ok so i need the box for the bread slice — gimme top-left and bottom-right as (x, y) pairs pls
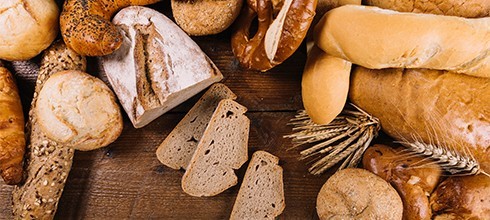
(230, 151), (285, 220)
(181, 99), (249, 197)
(156, 83), (237, 170)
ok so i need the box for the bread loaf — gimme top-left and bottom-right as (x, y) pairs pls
(36, 70), (123, 151)
(182, 99), (249, 197)
(100, 6), (223, 128)
(316, 168), (403, 219)
(0, 66), (25, 185)
(156, 83), (237, 170)
(314, 5), (490, 78)
(230, 151), (285, 220)
(349, 67), (490, 173)
(0, 0), (58, 61)
(12, 41), (86, 219)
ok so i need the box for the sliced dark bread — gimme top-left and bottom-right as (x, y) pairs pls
(156, 83), (236, 170)
(230, 151), (285, 220)
(181, 99), (249, 197)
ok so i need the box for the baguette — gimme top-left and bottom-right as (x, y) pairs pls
(314, 5), (490, 78)
(156, 83), (237, 170)
(0, 66), (25, 185)
(349, 67), (490, 173)
(182, 99), (249, 197)
(12, 41), (86, 219)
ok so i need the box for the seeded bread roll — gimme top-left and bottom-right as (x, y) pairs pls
(35, 70), (123, 151)
(316, 168), (403, 219)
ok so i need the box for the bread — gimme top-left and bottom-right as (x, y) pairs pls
(60, 0), (160, 56)
(316, 168), (403, 219)
(230, 151), (285, 220)
(430, 175), (490, 219)
(182, 99), (249, 197)
(171, 0), (242, 36)
(314, 5), (490, 78)
(35, 70), (123, 151)
(100, 6), (223, 128)
(364, 0), (490, 18)
(363, 144), (442, 220)
(156, 83), (237, 170)
(12, 41), (86, 219)
(0, 0), (58, 61)
(0, 66), (25, 185)
(349, 67), (490, 173)
(302, 46), (351, 125)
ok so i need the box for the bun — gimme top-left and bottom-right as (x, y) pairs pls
(0, 0), (58, 61)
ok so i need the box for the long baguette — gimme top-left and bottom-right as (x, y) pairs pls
(12, 41), (86, 219)
(314, 5), (490, 78)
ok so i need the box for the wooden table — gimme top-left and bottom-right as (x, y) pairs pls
(0, 2), (333, 219)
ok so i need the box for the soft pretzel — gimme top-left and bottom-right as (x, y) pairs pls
(231, 0), (317, 71)
(60, 0), (160, 56)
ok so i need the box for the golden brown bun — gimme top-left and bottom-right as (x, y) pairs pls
(350, 67), (490, 173)
(171, 0), (242, 36)
(0, 0), (58, 61)
(365, 0), (490, 18)
(363, 144), (442, 220)
(314, 5), (490, 78)
(35, 70), (123, 151)
(430, 175), (490, 219)
(317, 168), (403, 219)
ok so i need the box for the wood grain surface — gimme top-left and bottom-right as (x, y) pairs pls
(0, 2), (333, 219)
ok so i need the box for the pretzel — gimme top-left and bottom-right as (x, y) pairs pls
(231, 0), (317, 71)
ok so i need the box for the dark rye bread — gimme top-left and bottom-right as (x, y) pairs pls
(156, 83), (237, 170)
(230, 151), (285, 220)
(182, 99), (249, 197)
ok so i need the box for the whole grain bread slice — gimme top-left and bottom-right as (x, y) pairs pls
(156, 83), (237, 170)
(181, 99), (249, 197)
(230, 151), (285, 220)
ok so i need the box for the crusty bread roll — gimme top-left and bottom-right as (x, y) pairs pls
(365, 0), (490, 18)
(314, 5), (490, 78)
(36, 70), (123, 151)
(316, 168), (403, 219)
(0, 0), (59, 61)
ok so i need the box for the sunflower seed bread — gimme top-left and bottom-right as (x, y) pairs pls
(156, 83), (237, 170)
(230, 151), (285, 220)
(181, 99), (249, 197)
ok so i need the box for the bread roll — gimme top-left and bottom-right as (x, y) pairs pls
(0, 0), (58, 61)
(36, 70), (123, 151)
(365, 0), (490, 18)
(314, 5), (490, 78)
(316, 168), (403, 219)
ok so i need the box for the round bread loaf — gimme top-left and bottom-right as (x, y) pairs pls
(317, 168), (403, 220)
(35, 70), (123, 151)
(0, 0), (59, 61)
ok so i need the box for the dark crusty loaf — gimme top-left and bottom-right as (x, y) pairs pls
(230, 151), (285, 220)
(12, 41), (86, 219)
(156, 83), (237, 170)
(182, 99), (249, 197)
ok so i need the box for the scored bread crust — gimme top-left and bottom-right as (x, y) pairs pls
(230, 151), (285, 220)
(182, 99), (249, 197)
(156, 83), (237, 170)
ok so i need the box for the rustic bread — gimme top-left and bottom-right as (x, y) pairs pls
(316, 168), (403, 220)
(35, 70), (123, 151)
(314, 5), (490, 78)
(156, 83), (237, 170)
(230, 151), (285, 220)
(0, 0), (59, 61)
(171, 0), (242, 36)
(100, 6), (223, 128)
(182, 99), (249, 197)
(12, 41), (86, 219)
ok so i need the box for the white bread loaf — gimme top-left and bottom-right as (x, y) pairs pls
(314, 5), (490, 78)
(100, 6), (223, 128)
